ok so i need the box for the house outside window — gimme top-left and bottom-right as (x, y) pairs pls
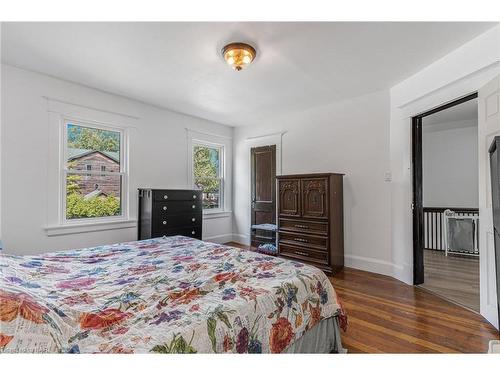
(63, 122), (126, 221)
(192, 143), (224, 211)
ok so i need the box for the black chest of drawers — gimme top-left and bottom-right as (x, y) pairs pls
(138, 189), (203, 240)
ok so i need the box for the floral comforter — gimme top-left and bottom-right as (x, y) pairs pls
(0, 236), (346, 353)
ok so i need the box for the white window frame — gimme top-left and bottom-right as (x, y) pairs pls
(191, 140), (225, 213)
(60, 118), (129, 225)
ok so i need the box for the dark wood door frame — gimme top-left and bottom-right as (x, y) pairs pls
(412, 115), (424, 285)
(411, 92), (478, 285)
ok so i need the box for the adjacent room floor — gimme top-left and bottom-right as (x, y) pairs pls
(224, 242), (497, 353)
(419, 249), (479, 312)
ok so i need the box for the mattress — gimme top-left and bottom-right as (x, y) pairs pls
(0, 236), (346, 353)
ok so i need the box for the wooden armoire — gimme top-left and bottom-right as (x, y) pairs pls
(276, 173), (344, 275)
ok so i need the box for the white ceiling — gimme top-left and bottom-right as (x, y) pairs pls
(423, 98), (478, 132)
(1, 22), (496, 127)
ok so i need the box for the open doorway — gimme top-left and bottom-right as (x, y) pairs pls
(412, 93), (480, 312)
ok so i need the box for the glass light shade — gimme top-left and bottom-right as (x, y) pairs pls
(222, 43), (256, 71)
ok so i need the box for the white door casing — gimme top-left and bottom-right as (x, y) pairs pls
(478, 75), (500, 329)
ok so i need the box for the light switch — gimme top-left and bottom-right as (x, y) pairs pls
(384, 171), (392, 182)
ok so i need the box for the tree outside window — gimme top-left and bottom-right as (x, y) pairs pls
(193, 144), (223, 210)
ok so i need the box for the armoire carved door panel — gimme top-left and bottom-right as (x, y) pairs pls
(278, 179), (300, 217)
(301, 178), (328, 219)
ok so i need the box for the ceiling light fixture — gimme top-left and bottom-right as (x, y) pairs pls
(222, 42), (256, 71)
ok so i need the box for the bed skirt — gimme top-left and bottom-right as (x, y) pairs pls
(284, 316), (346, 354)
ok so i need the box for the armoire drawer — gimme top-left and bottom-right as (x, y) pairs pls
(278, 231), (328, 250)
(278, 243), (329, 265)
(153, 190), (202, 202)
(278, 218), (328, 236)
(153, 212), (202, 230)
(153, 201), (201, 215)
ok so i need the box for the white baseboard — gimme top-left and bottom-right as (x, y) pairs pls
(393, 263), (413, 285)
(481, 301), (499, 330)
(203, 233), (234, 244)
(344, 254), (400, 279)
(232, 233), (250, 245)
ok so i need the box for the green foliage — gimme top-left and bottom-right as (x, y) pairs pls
(66, 193), (120, 219)
(193, 146), (219, 194)
(66, 175), (82, 195)
(68, 124), (120, 153)
(194, 146), (218, 178)
(66, 162), (82, 195)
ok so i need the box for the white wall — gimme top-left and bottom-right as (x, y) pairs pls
(423, 123), (478, 208)
(1, 64), (233, 255)
(0, 26), (2, 246)
(389, 24), (500, 328)
(233, 90), (395, 276)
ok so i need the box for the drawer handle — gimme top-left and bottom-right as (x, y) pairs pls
(192, 218), (196, 222)
(193, 195), (197, 199)
(163, 206), (167, 211)
(163, 195), (168, 199)
(294, 224), (309, 229)
(293, 238), (309, 243)
(162, 221), (167, 225)
(192, 230), (196, 235)
(295, 251), (308, 256)
(192, 204), (196, 209)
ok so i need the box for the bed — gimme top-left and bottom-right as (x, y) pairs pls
(0, 236), (347, 353)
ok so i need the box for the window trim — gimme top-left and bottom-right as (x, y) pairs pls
(60, 117), (129, 225)
(191, 140), (225, 213)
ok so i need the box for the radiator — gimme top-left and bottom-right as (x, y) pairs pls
(444, 209), (479, 256)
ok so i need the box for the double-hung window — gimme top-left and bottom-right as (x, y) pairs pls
(63, 121), (126, 222)
(192, 142), (224, 211)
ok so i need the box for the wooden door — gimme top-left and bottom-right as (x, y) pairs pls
(301, 178), (328, 219)
(251, 145), (276, 247)
(478, 76), (500, 329)
(278, 179), (300, 217)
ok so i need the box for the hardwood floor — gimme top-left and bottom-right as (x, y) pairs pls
(224, 242), (498, 353)
(332, 268), (496, 353)
(225, 242), (256, 251)
(420, 249), (479, 312)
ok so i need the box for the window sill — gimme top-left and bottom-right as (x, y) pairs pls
(45, 219), (137, 237)
(203, 211), (232, 220)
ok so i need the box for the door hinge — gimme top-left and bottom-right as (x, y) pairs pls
(411, 203), (415, 210)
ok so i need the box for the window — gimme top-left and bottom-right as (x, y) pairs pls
(63, 122), (126, 221)
(192, 143), (223, 210)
